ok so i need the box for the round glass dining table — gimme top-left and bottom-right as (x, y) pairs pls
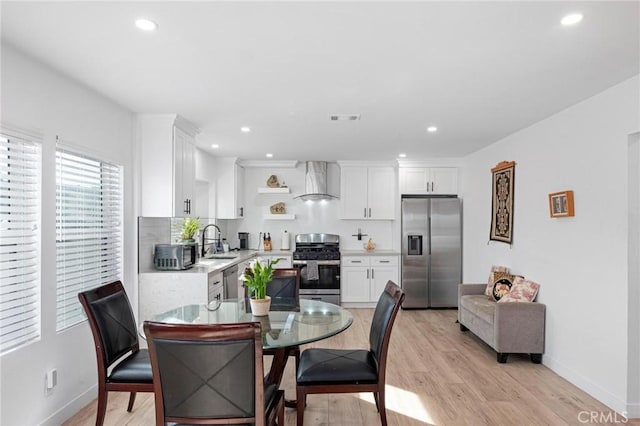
(146, 298), (353, 349)
(144, 297), (353, 402)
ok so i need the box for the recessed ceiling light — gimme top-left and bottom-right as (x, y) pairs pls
(561, 13), (583, 26)
(427, 126), (438, 133)
(398, 153), (407, 158)
(240, 126), (251, 133)
(135, 18), (157, 31)
(266, 153), (273, 158)
(329, 114), (361, 121)
(211, 144), (219, 149)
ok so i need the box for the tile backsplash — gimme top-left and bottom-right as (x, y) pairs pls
(138, 216), (218, 273)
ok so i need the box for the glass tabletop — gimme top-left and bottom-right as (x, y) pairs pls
(146, 298), (353, 349)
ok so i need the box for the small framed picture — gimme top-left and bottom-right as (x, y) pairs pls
(548, 190), (575, 218)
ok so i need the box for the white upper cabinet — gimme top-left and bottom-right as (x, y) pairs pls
(399, 167), (458, 195)
(138, 114), (199, 217)
(216, 157), (245, 219)
(340, 165), (395, 220)
(173, 126), (196, 216)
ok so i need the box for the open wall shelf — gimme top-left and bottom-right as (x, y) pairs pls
(257, 187), (290, 194)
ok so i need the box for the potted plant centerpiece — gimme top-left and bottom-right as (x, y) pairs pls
(241, 258), (280, 316)
(178, 217), (200, 243)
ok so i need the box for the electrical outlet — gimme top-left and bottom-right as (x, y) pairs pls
(45, 369), (57, 394)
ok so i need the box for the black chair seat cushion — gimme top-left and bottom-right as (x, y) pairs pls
(297, 348), (378, 385)
(108, 349), (153, 383)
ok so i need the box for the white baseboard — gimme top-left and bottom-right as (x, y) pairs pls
(626, 402), (640, 419)
(543, 355), (628, 416)
(40, 385), (97, 426)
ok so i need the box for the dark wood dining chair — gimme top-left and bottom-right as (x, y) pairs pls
(78, 281), (154, 426)
(263, 267), (302, 367)
(295, 280), (405, 426)
(143, 321), (285, 426)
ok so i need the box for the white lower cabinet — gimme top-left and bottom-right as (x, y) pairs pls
(341, 255), (399, 304)
(208, 271), (223, 305)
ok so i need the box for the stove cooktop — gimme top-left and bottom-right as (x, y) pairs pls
(293, 247), (340, 261)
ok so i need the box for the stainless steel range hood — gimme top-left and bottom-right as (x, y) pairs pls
(294, 161), (338, 201)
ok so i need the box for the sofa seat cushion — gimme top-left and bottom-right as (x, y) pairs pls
(460, 295), (496, 324)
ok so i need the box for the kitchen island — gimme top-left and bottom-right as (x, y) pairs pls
(138, 250), (293, 331)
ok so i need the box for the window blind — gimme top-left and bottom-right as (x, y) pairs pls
(0, 133), (41, 354)
(56, 147), (122, 331)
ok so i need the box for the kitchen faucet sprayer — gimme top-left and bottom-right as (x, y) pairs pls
(201, 224), (222, 257)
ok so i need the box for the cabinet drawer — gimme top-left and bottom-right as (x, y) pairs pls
(342, 256), (370, 266)
(371, 256), (398, 266)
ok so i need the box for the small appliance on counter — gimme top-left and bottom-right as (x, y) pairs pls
(238, 232), (249, 250)
(281, 230), (290, 250)
(154, 243), (196, 270)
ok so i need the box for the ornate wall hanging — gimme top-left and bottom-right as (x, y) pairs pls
(489, 161), (516, 244)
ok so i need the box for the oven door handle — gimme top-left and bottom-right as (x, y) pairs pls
(293, 260), (341, 265)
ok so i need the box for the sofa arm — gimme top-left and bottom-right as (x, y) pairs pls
(458, 283), (486, 297)
(494, 302), (546, 353)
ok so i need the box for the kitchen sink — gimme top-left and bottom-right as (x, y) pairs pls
(204, 254), (238, 260)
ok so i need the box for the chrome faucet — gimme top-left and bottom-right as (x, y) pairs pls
(201, 224), (222, 257)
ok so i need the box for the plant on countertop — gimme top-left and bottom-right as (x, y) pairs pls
(178, 217), (201, 241)
(241, 258), (281, 299)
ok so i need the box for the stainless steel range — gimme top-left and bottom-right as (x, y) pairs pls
(292, 233), (341, 305)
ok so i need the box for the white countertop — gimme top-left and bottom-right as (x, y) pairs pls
(141, 249), (295, 275)
(256, 250), (294, 256)
(341, 249), (400, 257)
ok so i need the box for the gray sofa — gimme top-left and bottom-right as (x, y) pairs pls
(458, 283), (546, 363)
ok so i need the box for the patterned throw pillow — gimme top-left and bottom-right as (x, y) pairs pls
(491, 272), (517, 301)
(498, 278), (540, 303)
(484, 265), (510, 297)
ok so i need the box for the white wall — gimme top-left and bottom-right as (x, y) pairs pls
(223, 163), (398, 251)
(628, 132), (640, 417)
(461, 76), (640, 415)
(0, 44), (136, 425)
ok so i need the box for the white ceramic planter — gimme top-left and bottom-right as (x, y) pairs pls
(250, 296), (271, 316)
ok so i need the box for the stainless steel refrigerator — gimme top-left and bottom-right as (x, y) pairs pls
(401, 196), (462, 308)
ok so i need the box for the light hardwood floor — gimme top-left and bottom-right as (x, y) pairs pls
(65, 308), (636, 426)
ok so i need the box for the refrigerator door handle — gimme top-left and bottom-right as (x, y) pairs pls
(366, 269), (369, 279)
(428, 217), (432, 255)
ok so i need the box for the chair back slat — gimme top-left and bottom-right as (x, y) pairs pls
(144, 321), (266, 426)
(369, 281), (405, 370)
(268, 268), (300, 311)
(78, 281), (139, 367)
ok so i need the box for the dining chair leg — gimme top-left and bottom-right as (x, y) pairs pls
(373, 391), (380, 411)
(296, 387), (306, 425)
(277, 398), (285, 425)
(127, 392), (137, 411)
(378, 387), (387, 426)
(95, 388), (108, 426)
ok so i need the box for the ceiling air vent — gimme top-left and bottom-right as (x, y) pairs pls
(329, 114), (361, 121)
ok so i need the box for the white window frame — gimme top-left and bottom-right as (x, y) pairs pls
(55, 143), (123, 332)
(0, 129), (42, 355)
